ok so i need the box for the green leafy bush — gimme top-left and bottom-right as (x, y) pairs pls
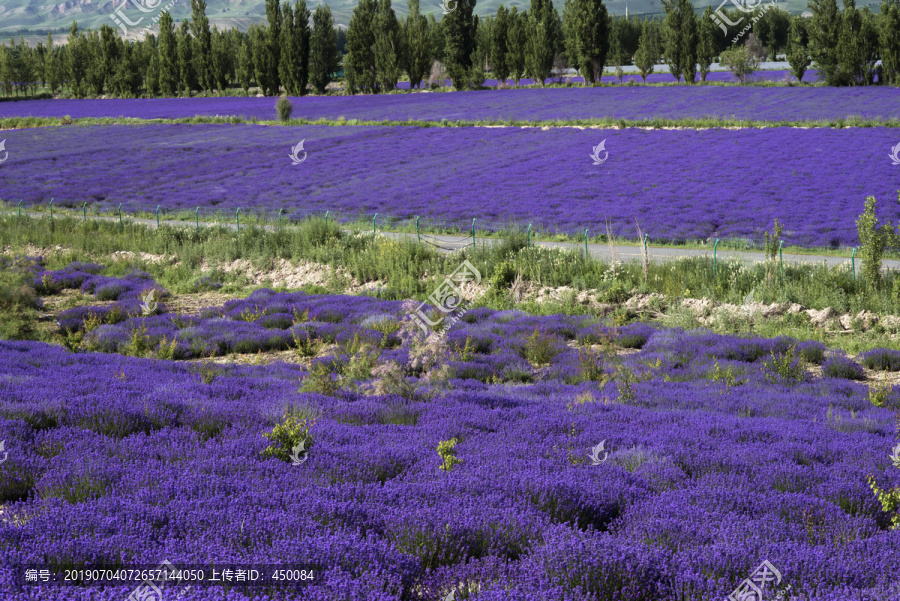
(437, 438), (462, 472)
(261, 411), (314, 463)
(275, 96), (294, 123)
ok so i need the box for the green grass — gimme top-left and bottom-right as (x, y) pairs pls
(5, 212), (900, 355)
(3, 112), (900, 134)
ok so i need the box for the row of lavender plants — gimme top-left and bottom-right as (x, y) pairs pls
(3, 124), (898, 247)
(1, 293), (899, 599)
(6, 81), (899, 124)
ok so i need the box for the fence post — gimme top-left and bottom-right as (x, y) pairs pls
(17, 200), (22, 218)
(851, 247), (856, 280)
(373, 213), (378, 236)
(713, 238), (719, 275)
(236, 207), (241, 232)
(471, 218), (476, 249)
(117, 203), (123, 233)
(156, 205), (161, 228)
(778, 240), (784, 282)
(325, 210), (329, 226)
(643, 234), (648, 256)
(82, 202), (87, 222)
(195, 207), (200, 233)
(50, 198), (54, 220)
(278, 208), (283, 229)
(584, 228), (589, 260)
(527, 223), (532, 247)
(416, 216), (420, 243)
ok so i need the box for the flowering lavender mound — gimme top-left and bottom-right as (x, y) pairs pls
(35, 264), (170, 331)
(3, 124), (897, 247)
(858, 348), (900, 372)
(8, 79), (900, 125)
(0, 312), (898, 600)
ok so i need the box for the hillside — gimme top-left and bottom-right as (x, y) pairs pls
(1, 0), (830, 43)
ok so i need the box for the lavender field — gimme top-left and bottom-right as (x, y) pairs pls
(2, 283), (900, 600)
(2, 123), (897, 246)
(2, 83), (897, 124)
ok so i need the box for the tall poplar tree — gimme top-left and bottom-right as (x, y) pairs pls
(310, 4), (339, 93)
(881, 0), (900, 84)
(808, 0), (841, 84)
(345, 0), (377, 93)
(158, 12), (178, 96)
(443, 0), (478, 89)
(490, 4), (510, 86)
(191, 0), (212, 91)
(374, 0), (403, 91)
(403, 0), (431, 89)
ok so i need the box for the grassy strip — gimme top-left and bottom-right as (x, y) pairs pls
(4, 213), (900, 355)
(2, 212), (898, 313)
(3, 113), (900, 132)
(1, 203), (881, 260)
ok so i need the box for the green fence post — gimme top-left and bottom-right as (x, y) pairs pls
(471, 218), (476, 249)
(778, 240), (784, 283)
(851, 247), (856, 280)
(713, 239), (719, 276)
(278, 208), (283, 229)
(236, 207), (241, 232)
(49, 198), (54, 220)
(373, 213), (378, 236)
(195, 207), (200, 233)
(527, 223), (532, 247)
(325, 210), (329, 226)
(17, 200), (22, 218)
(416, 216), (421, 243)
(643, 234), (648, 256)
(584, 228), (589, 260)
(82, 202), (87, 222)
(156, 205), (161, 228)
(117, 203), (123, 233)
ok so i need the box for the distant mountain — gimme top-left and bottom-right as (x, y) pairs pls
(1, 0), (841, 44)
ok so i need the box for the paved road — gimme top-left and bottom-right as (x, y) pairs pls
(8, 209), (896, 273)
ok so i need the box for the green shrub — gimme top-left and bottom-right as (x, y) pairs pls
(261, 411), (314, 463)
(275, 96), (294, 123)
(437, 438), (462, 472)
(521, 328), (563, 364)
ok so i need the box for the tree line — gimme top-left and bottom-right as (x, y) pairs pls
(1, 0), (898, 99)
